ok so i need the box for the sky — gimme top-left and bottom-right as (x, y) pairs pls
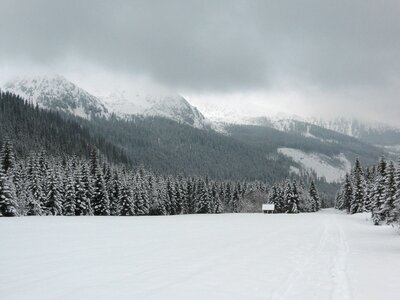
(1, 0), (400, 125)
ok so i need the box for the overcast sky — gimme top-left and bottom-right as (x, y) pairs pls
(1, 0), (400, 125)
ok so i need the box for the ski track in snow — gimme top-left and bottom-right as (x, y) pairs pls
(1, 210), (400, 300)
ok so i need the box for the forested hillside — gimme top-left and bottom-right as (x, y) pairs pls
(336, 156), (400, 226)
(1, 90), (293, 182)
(228, 122), (385, 166)
(0, 141), (323, 217)
(0, 90), (346, 201)
(0, 91), (129, 164)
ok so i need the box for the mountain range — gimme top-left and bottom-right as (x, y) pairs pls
(1, 74), (396, 189)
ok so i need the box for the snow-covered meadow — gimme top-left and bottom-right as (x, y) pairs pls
(1, 210), (400, 300)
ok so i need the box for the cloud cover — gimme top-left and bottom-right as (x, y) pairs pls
(1, 0), (400, 124)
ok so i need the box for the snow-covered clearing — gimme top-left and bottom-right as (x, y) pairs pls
(278, 147), (351, 183)
(1, 210), (400, 300)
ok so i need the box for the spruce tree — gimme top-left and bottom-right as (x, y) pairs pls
(120, 185), (135, 216)
(383, 161), (396, 223)
(372, 157), (387, 224)
(268, 185), (280, 213)
(0, 141), (16, 174)
(166, 177), (177, 215)
(309, 180), (320, 212)
(25, 190), (43, 216)
(45, 172), (63, 216)
(0, 167), (19, 216)
(391, 158), (400, 223)
(231, 186), (241, 213)
(75, 165), (92, 216)
(92, 168), (110, 216)
(63, 175), (76, 216)
(134, 173), (150, 215)
(211, 183), (223, 213)
(196, 180), (211, 214)
(289, 181), (300, 214)
(149, 185), (167, 215)
(109, 171), (121, 216)
(350, 159), (364, 214)
(341, 174), (353, 213)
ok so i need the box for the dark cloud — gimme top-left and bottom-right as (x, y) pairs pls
(1, 0), (400, 123)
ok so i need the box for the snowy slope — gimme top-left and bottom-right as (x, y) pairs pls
(102, 90), (207, 129)
(278, 148), (351, 183)
(192, 102), (253, 125)
(2, 74), (206, 128)
(308, 117), (400, 147)
(2, 75), (109, 119)
(1, 210), (399, 300)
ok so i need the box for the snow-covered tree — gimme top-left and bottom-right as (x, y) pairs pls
(341, 174), (353, 213)
(0, 167), (19, 216)
(75, 165), (92, 216)
(350, 159), (364, 214)
(119, 185), (135, 216)
(0, 141), (16, 174)
(45, 172), (63, 216)
(211, 182), (223, 213)
(391, 158), (400, 224)
(63, 174), (76, 216)
(92, 168), (110, 216)
(382, 161), (396, 223)
(196, 180), (211, 214)
(109, 171), (121, 216)
(309, 180), (321, 212)
(289, 180), (300, 214)
(231, 185), (241, 213)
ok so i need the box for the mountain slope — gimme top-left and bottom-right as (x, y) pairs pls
(3, 75), (109, 119)
(102, 90), (207, 128)
(308, 117), (400, 149)
(2, 74), (207, 128)
(226, 122), (385, 183)
(0, 91), (129, 163)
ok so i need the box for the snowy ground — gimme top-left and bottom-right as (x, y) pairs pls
(278, 147), (351, 183)
(1, 210), (400, 300)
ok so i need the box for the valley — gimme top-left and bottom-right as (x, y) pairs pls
(1, 210), (399, 299)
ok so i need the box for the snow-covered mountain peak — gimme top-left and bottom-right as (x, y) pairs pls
(2, 74), (108, 119)
(102, 90), (207, 129)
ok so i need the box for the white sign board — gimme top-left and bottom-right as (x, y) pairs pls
(262, 204), (275, 211)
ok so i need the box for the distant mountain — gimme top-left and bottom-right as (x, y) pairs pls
(2, 74), (207, 129)
(1, 73), (391, 187)
(225, 121), (385, 183)
(307, 117), (400, 151)
(2, 75), (109, 119)
(101, 90), (207, 129)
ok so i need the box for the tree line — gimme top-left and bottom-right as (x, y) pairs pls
(336, 156), (400, 225)
(0, 141), (322, 217)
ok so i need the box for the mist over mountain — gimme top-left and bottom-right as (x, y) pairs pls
(1, 73), (390, 191)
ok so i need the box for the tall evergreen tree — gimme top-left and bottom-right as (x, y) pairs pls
(119, 185), (135, 216)
(196, 180), (211, 214)
(0, 141), (16, 174)
(109, 171), (121, 216)
(341, 174), (353, 213)
(75, 165), (93, 216)
(231, 186), (241, 213)
(391, 158), (400, 224)
(92, 168), (110, 216)
(309, 180), (321, 212)
(45, 172), (63, 216)
(351, 159), (364, 214)
(0, 167), (19, 216)
(382, 161), (396, 223)
(63, 174), (76, 216)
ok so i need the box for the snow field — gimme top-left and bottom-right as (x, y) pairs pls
(1, 210), (400, 299)
(278, 147), (351, 183)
